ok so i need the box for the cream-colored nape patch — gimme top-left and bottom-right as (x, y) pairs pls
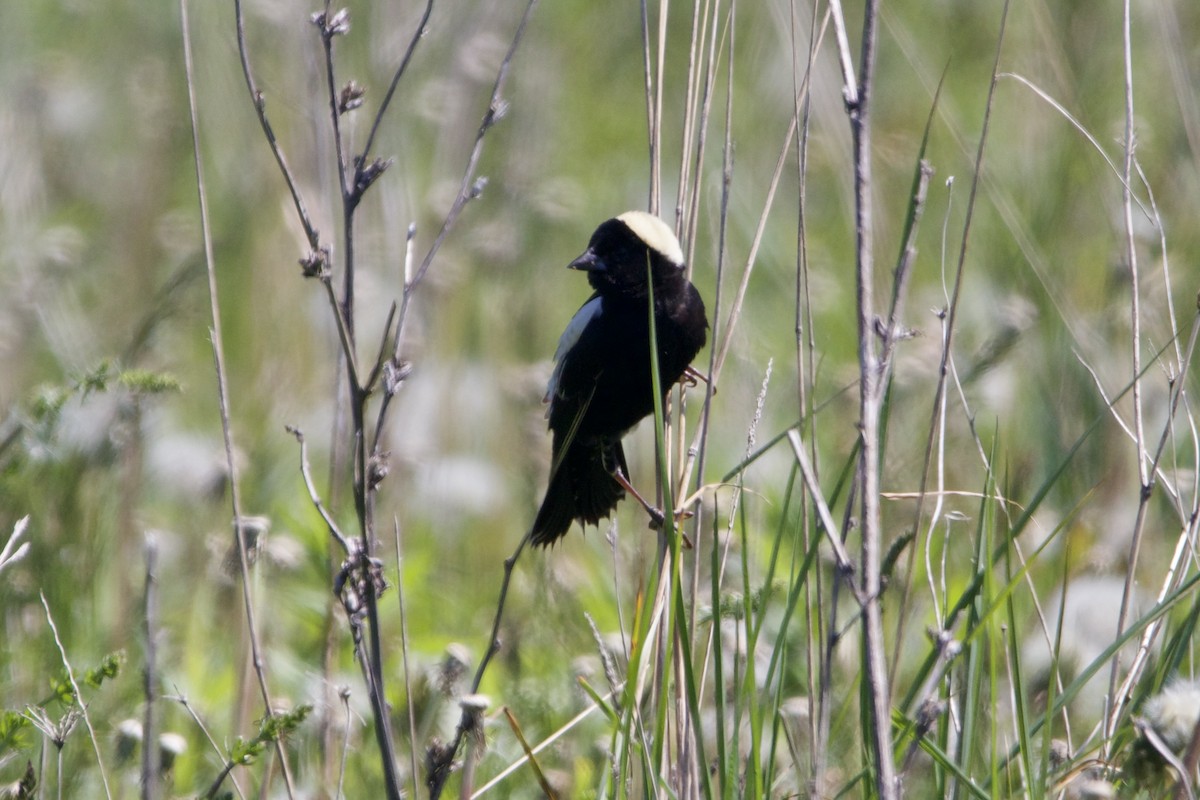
(617, 210), (684, 267)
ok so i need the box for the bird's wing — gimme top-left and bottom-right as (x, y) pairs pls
(544, 293), (603, 408)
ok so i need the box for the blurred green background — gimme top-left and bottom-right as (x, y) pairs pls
(2, 0), (1199, 795)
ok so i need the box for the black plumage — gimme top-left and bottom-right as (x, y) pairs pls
(531, 211), (709, 547)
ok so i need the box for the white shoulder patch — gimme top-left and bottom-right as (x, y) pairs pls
(617, 211), (684, 266)
(544, 295), (603, 406)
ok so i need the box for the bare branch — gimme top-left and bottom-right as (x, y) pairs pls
(411, 0), (539, 292)
(232, 0), (321, 251)
(286, 426), (354, 554)
(141, 535), (160, 800)
(184, 0), (297, 793)
(359, 0), (436, 165)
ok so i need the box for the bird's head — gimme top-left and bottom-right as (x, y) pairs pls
(569, 211), (686, 296)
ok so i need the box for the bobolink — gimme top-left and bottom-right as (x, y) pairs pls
(532, 211), (709, 547)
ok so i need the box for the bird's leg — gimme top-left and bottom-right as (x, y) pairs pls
(611, 468), (694, 547)
(611, 468), (662, 525)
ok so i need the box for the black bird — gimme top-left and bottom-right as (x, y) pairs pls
(532, 211), (709, 547)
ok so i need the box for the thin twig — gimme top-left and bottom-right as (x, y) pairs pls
(359, 0), (436, 166)
(394, 519), (422, 800)
(182, 0), (296, 793)
(286, 426), (353, 554)
(998, 74), (1152, 221)
(501, 708), (558, 799)
(40, 593), (113, 800)
(321, 276), (363, 392)
(427, 534), (530, 799)
(786, 430), (855, 577)
(141, 535), (160, 800)
(794, 3), (825, 790)
(1106, 0), (1149, 747)
(827, 0), (858, 108)
(411, 0), (539, 295)
(846, 0), (896, 792)
(167, 689), (247, 800)
(877, 160), (932, 384)
(469, 687), (618, 798)
(710, 106), (800, 384)
(314, 7), (357, 352)
(312, 9), (401, 770)
(1103, 314), (1200, 735)
(337, 687), (353, 800)
(1134, 718), (1198, 800)
(683, 0), (738, 637)
(231, 0), (320, 251)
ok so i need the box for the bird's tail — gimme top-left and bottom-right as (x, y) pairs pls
(531, 439), (627, 547)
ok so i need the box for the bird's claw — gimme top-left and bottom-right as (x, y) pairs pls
(647, 507), (696, 547)
(680, 365), (710, 389)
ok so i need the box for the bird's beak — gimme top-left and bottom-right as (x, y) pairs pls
(568, 248), (605, 272)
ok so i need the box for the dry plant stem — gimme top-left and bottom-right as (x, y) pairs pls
(882, 160), (934, 685)
(827, 0), (858, 106)
(690, 12), (735, 707)
(1074, 332), (1200, 516)
(792, 6), (823, 785)
(399, 0), (537, 310)
(40, 593), (113, 800)
(321, 278), (363, 391)
(168, 690), (246, 799)
(998, 74), (1151, 215)
(263, 0), (532, 791)
(1105, 314), (1200, 732)
(314, 17), (373, 661)
(1106, 0), (1149, 746)
(899, 631), (960, 778)
(1180, 711), (1200, 800)
(679, 4), (832, 516)
(372, 11), (532, 796)
(375, 0), (537, 459)
(878, 162), (931, 384)
(359, 0), (435, 165)
(427, 534), (530, 799)
(381, 14), (536, 787)
(673, 0), (707, 246)
(142, 536), (160, 800)
(901, 0), (1007, 703)
(182, 1), (296, 793)
(472, 535), (527, 689)
(232, 0), (320, 251)
(682, 0), (736, 637)
(393, 519), (422, 800)
(358, 555), (401, 799)
(1133, 719), (1198, 800)
(638, 0), (667, 214)
(845, 0), (896, 793)
(315, 17), (362, 408)
(710, 108), (800, 383)
(337, 690), (353, 800)
(501, 709), (558, 799)
(1137, 168), (1186, 395)
(469, 687), (619, 798)
(787, 430), (856, 578)
(287, 426), (353, 553)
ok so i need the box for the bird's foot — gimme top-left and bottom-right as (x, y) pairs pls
(680, 365), (713, 392)
(611, 468), (694, 547)
(646, 506), (695, 528)
(646, 507), (695, 548)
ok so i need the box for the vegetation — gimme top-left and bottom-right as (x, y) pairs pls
(2, 0), (1199, 797)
